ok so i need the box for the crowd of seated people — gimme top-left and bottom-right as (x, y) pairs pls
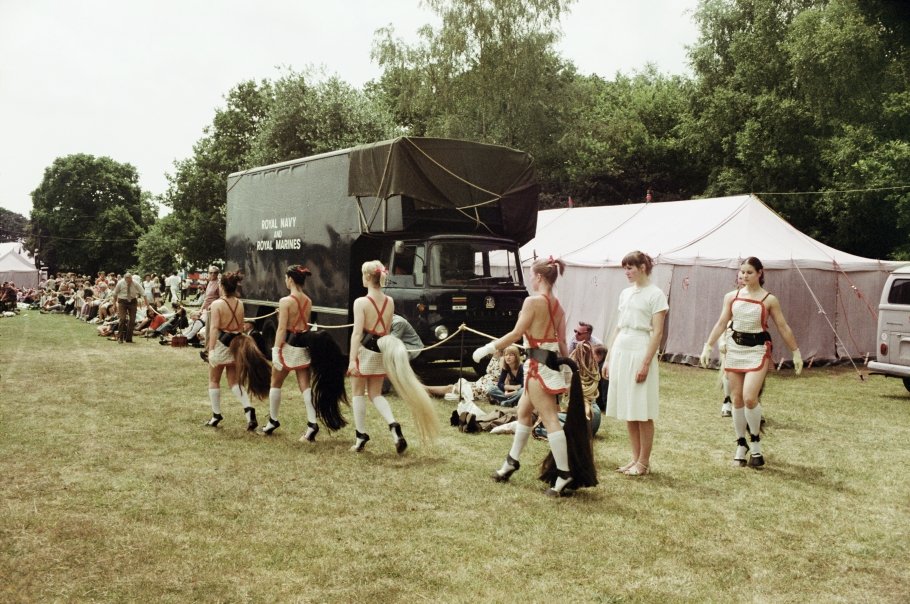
(30, 271), (199, 345)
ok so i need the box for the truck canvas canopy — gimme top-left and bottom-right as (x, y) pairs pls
(347, 137), (539, 245)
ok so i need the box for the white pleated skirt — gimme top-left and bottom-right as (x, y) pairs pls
(606, 330), (659, 421)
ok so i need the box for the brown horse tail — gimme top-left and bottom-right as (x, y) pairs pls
(539, 357), (598, 489)
(377, 335), (439, 444)
(230, 334), (271, 400)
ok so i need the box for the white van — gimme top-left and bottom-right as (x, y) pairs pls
(868, 264), (910, 392)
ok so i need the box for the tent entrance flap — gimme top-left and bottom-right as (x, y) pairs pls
(347, 136), (539, 244)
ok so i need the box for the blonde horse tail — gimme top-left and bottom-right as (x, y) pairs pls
(230, 335), (271, 400)
(377, 335), (439, 444)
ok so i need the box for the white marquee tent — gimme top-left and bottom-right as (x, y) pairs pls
(0, 242), (39, 289)
(514, 194), (902, 365)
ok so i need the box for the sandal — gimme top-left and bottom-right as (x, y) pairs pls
(624, 462), (650, 476)
(616, 460), (636, 473)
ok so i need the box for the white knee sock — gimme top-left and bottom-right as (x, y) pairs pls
(548, 429), (570, 471)
(352, 395), (367, 433)
(303, 388), (316, 424)
(231, 384), (251, 407)
(269, 387), (282, 421)
(208, 388), (222, 415)
(745, 405), (762, 454)
(371, 395), (396, 426)
(508, 423), (532, 462)
(732, 406), (747, 439)
(548, 429), (572, 491)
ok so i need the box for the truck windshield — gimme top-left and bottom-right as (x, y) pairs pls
(427, 240), (523, 287)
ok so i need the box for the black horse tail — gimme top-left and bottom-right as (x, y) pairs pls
(303, 331), (348, 432)
(539, 357), (598, 489)
(230, 334), (271, 400)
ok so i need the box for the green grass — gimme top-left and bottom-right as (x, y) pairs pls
(1, 312), (908, 603)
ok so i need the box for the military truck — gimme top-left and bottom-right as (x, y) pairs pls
(224, 137), (538, 371)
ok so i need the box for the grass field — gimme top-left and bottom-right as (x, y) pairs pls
(1, 312), (908, 603)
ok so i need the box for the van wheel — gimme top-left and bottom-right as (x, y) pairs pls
(903, 377), (910, 393)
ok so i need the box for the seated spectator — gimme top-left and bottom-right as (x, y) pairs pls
(486, 345), (524, 407)
(161, 310), (205, 346)
(136, 302), (166, 335)
(426, 354), (501, 403)
(151, 303), (189, 338)
(568, 321), (603, 354)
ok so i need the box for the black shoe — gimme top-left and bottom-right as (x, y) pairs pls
(199, 351), (209, 363)
(492, 455), (520, 482)
(261, 418), (280, 435)
(159, 339), (169, 346)
(546, 469), (574, 497)
(204, 413), (223, 427)
(245, 407), (258, 432)
(747, 432), (763, 467)
(450, 410), (460, 426)
(390, 422), (407, 454)
(350, 431), (370, 452)
(301, 421), (319, 443)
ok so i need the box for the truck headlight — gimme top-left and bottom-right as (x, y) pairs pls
(434, 325), (449, 340)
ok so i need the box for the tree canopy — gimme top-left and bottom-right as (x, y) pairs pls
(21, 0), (910, 269)
(29, 154), (151, 274)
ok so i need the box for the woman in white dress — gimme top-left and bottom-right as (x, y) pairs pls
(602, 251), (668, 476)
(700, 257), (802, 467)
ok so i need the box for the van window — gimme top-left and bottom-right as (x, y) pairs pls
(427, 240), (523, 286)
(887, 278), (910, 304)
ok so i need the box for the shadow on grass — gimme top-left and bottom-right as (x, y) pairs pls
(758, 459), (858, 494)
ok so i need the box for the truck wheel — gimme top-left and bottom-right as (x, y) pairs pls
(904, 377), (910, 393)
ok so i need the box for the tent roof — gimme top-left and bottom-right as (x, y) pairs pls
(522, 195), (899, 271)
(0, 246), (37, 273)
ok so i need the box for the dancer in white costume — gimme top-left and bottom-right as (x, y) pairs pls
(602, 251), (668, 477)
(348, 260), (438, 454)
(700, 257), (803, 467)
(474, 257), (597, 497)
(262, 265), (347, 441)
(203, 272), (268, 430)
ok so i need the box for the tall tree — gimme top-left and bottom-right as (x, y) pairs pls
(557, 68), (705, 205)
(246, 71), (399, 166)
(0, 207), (28, 243)
(371, 0), (576, 183)
(687, 0), (910, 258)
(135, 213), (181, 277)
(29, 154), (150, 273)
(163, 80), (273, 267)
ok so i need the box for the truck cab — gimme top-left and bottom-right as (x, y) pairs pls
(868, 264), (910, 392)
(378, 234), (526, 370)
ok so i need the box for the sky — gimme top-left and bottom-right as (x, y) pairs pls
(0, 0), (701, 219)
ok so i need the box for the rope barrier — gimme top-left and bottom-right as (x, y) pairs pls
(254, 320), (504, 356)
